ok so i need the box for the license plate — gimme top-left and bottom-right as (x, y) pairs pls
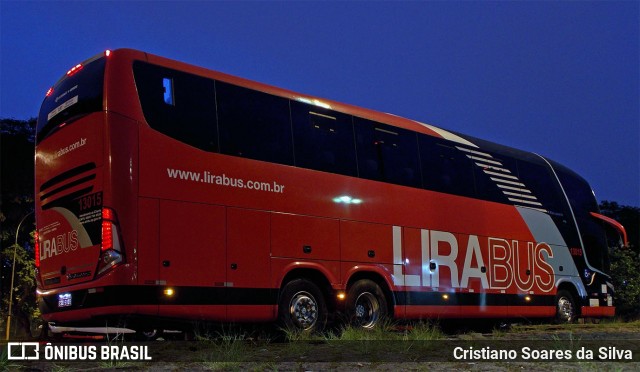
(58, 293), (72, 308)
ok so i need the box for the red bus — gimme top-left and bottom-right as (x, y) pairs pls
(35, 49), (627, 335)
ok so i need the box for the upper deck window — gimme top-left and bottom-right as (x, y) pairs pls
(355, 118), (421, 188)
(37, 57), (106, 143)
(133, 61), (217, 152)
(291, 101), (357, 177)
(216, 82), (294, 165)
(419, 135), (476, 198)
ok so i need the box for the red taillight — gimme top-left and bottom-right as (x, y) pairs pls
(66, 63), (83, 76)
(101, 208), (114, 251)
(34, 231), (40, 268)
(97, 207), (124, 276)
(102, 207), (114, 221)
(45, 87), (54, 97)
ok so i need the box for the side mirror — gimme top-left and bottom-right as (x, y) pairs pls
(590, 212), (629, 248)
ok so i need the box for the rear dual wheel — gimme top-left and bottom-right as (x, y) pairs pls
(346, 280), (388, 329)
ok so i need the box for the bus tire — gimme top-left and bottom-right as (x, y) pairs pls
(278, 278), (327, 333)
(136, 328), (162, 341)
(555, 289), (577, 323)
(346, 279), (388, 329)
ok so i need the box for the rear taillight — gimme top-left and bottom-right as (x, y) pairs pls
(101, 208), (115, 251)
(35, 231), (40, 268)
(66, 63), (83, 76)
(97, 207), (124, 276)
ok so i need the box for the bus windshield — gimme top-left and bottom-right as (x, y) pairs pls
(36, 56), (106, 143)
(557, 167), (611, 273)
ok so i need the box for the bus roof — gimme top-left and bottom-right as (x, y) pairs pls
(117, 48), (476, 147)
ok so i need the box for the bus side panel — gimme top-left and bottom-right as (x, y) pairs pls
(103, 113), (139, 279)
(158, 200), (226, 320)
(138, 198), (160, 290)
(227, 208), (276, 321)
(340, 221), (394, 264)
(271, 213), (340, 261)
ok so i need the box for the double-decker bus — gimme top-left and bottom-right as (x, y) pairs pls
(35, 49), (627, 335)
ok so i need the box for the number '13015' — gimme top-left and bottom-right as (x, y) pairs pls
(78, 192), (102, 212)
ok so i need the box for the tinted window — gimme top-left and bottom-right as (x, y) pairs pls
(355, 118), (421, 187)
(37, 57), (106, 143)
(517, 160), (581, 247)
(557, 168), (609, 272)
(471, 151), (512, 204)
(291, 101), (357, 176)
(217, 82), (293, 165)
(419, 135), (475, 198)
(517, 160), (571, 215)
(133, 61), (217, 152)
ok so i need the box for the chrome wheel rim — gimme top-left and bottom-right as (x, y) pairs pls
(289, 291), (318, 330)
(557, 296), (574, 321)
(354, 292), (380, 329)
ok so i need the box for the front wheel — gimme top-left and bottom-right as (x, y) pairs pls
(278, 278), (327, 333)
(555, 289), (577, 323)
(346, 279), (388, 329)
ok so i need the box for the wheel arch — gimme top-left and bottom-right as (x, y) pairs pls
(279, 267), (336, 314)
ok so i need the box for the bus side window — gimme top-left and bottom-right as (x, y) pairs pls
(216, 82), (294, 165)
(419, 135), (475, 198)
(133, 61), (218, 153)
(354, 118), (421, 188)
(163, 78), (174, 106)
(291, 101), (357, 177)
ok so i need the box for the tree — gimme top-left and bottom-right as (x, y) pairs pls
(1, 234), (39, 338)
(599, 201), (640, 319)
(1, 118), (37, 338)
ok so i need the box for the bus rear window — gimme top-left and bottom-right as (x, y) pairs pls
(37, 56), (106, 143)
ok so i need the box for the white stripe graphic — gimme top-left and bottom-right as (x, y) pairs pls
(502, 191), (538, 200)
(456, 146), (493, 158)
(483, 170), (519, 180)
(392, 226), (420, 286)
(456, 145), (548, 212)
(475, 163), (512, 174)
(508, 197), (543, 206)
(417, 122), (478, 148)
(467, 155), (503, 166)
(491, 177), (526, 187)
(497, 184), (532, 193)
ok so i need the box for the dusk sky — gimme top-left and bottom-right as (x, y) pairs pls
(1, 1), (638, 206)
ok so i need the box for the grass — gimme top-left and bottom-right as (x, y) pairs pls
(0, 347), (20, 372)
(508, 317), (640, 336)
(281, 319), (445, 342)
(6, 318), (638, 369)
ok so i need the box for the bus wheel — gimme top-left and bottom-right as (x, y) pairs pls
(555, 290), (577, 323)
(278, 278), (327, 333)
(136, 329), (162, 341)
(346, 280), (388, 329)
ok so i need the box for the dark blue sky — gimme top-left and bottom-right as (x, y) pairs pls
(1, 1), (638, 206)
